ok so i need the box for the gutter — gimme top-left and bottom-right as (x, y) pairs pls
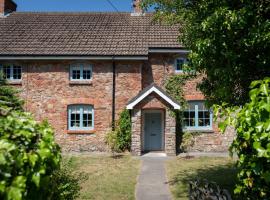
(148, 48), (190, 54)
(0, 55), (148, 60)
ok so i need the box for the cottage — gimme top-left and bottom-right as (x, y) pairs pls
(0, 0), (234, 155)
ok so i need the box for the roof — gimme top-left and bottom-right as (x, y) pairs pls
(0, 12), (182, 57)
(126, 83), (181, 110)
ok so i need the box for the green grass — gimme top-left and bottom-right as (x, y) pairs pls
(65, 154), (140, 200)
(166, 157), (238, 200)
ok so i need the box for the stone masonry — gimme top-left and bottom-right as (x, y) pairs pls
(3, 53), (235, 154)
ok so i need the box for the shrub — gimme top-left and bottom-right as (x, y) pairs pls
(47, 158), (86, 200)
(0, 78), (63, 200)
(106, 109), (131, 153)
(0, 111), (61, 200)
(215, 77), (270, 199)
(180, 132), (195, 152)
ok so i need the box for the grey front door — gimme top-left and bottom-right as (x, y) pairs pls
(144, 112), (163, 151)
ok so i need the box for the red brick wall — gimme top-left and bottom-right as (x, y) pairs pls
(3, 60), (142, 152)
(2, 53), (234, 152)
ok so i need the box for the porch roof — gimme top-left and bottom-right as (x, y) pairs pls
(126, 83), (181, 110)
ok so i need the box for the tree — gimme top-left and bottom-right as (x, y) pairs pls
(142, 0), (270, 106)
(216, 78), (270, 199)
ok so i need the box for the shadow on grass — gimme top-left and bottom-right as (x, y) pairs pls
(168, 159), (239, 199)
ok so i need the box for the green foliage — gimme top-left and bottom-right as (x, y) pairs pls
(215, 77), (270, 199)
(142, 0), (270, 106)
(47, 159), (86, 200)
(0, 75), (24, 114)
(0, 111), (61, 200)
(106, 109), (132, 152)
(0, 77), (64, 200)
(180, 132), (195, 152)
(164, 74), (190, 110)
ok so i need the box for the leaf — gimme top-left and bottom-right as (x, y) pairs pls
(32, 173), (40, 187)
(7, 186), (23, 200)
(262, 172), (270, 183)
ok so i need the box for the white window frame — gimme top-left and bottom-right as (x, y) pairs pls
(70, 64), (92, 81)
(183, 101), (213, 131)
(175, 57), (188, 73)
(68, 105), (94, 131)
(0, 64), (22, 81)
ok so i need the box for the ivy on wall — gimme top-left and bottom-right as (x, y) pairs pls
(164, 73), (194, 115)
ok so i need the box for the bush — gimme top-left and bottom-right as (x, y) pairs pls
(106, 109), (131, 153)
(0, 111), (61, 200)
(216, 77), (270, 199)
(48, 159), (86, 200)
(180, 132), (195, 152)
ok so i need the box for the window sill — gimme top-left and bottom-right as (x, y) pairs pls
(175, 70), (184, 74)
(66, 130), (95, 134)
(7, 80), (22, 85)
(69, 80), (92, 85)
(183, 129), (214, 133)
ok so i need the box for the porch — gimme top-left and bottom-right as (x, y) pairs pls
(126, 84), (180, 156)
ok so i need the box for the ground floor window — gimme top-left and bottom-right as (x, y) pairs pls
(183, 101), (212, 130)
(68, 105), (94, 130)
(0, 64), (22, 80)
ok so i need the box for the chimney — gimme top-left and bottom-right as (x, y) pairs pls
(0, 0), (17, 17)
(132, 0), (144, 16)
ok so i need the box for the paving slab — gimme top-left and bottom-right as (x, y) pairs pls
(136, 156), (172, 200)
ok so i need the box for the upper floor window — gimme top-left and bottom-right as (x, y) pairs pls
(70, 64), (92, 81)
(183, 101), (212, 130)
(0, 64), (22, 80)
(175, 57), (188, 73)
(68, 105), (94, 131)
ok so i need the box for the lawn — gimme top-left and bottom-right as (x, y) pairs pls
(166, 157), (238, 200)
(65, 154), (141, 200)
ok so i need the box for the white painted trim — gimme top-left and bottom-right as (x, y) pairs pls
(148, 49), (190, 54)
(126, 86), (181, 110)
(0, 56), (148, 60)
(142, 110), (165, 151)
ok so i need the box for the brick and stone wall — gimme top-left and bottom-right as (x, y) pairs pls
(145, 54), (235, 152)
(2, 52), (235, 153)
(131, 109), (142, 156)
(4, 60), (142, 152)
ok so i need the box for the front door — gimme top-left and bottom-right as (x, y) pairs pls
(144, 111), (163, 151)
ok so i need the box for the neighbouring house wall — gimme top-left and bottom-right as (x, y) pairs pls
(4, 60), (142, 152)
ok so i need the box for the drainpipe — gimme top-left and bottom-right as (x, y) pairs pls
(112, 59), (116, 131)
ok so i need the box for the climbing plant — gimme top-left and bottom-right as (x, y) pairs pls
(106, 109), (132, 153)
(164, 74), (191, 110)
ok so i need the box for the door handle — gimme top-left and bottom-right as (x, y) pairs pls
(151, 134), (156, 136)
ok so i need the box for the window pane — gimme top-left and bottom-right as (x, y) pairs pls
(72, 70), (80, 79)
(188, 102), (196, 110)
(13, 65), (22, 80)
(3, 65), (11, 79)
(83, 66), (92, 80)
(198, 118), (204, 126)
(205, 118), (210, 126)
(198, 111), (203, 118)
(190, 118), (195, 126)
(176, 59), (184, 71)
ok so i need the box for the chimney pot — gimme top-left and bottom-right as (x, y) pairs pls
(0, 0), (17, 17)
(132, 0), (143, 15)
